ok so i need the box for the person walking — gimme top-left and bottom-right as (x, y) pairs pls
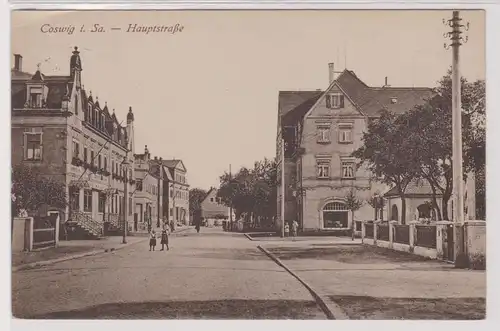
(291, 220), (298, 241)
(160, 228), (169, 251)
(195, 219), (201, 233)
(149, 229), (157, 251)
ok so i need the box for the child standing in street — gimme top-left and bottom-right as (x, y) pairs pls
(284, 222), (290, 237)
(149, 229), (157, 251)
(291, 220), (298, 241)
(160, 228), (169, 251)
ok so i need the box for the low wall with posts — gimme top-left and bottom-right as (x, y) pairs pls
(11, 215), (59, 252)
(361, 220), (486, 266)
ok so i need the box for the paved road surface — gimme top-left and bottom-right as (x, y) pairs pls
(12, 227), (326, 319)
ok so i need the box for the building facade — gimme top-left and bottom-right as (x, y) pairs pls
(11, 48), (136, 238)
(277, 63), (434, 232)
(161, 160), (190, 226)
(134, 146), (162, 231)
(200, 188), (231, 226)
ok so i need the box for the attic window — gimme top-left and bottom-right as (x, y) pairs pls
(390, 97), (398, 104)
(326, 93), (344, 109)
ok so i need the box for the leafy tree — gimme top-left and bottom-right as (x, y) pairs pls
(11, 164), (67, 217)
(217, 158), (278, 228)
(189, 188), (207, 225)
(344, 188), (363, 240)
(352, 109), (419, 224)
(401, 72), (485, 220)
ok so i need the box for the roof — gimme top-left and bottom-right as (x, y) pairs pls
(278, 69), (434, 126)
(11, 69), (73, 109)
(384, 180), (443, 198)
(161, 160), (181, 168)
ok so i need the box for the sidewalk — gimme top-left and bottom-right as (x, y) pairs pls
(12, 236), (147, 271)
(259, 241), (486, 320)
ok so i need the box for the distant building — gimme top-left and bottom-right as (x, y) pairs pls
(161, 159), (190, 226)
(277, 63), (434, 232)
(200, 188), (232, 226)
(11, 47), (136, 238)
(134, 145), (162, 231)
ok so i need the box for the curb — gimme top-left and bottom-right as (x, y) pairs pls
(13, 237), (149, 272)
(244, 234), (255, 241)
(257, 245), (349, 320)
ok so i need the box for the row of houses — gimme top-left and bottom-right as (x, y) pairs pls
(11, 47), (190, 238)
(276, 63), (477, 232)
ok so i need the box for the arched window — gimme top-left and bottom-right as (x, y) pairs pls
(323, 202), (348, 211)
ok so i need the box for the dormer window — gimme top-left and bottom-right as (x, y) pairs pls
(74, 94), (79, 115)
(87, 104), (92, 122)
(101, 114), (105, 130)
(391, 97), (398, 104)
(30, 92), (42, 108)
(326, 93), (344, 109)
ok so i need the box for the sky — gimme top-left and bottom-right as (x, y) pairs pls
(11, 10), (485, 191)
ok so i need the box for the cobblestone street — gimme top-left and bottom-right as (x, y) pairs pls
(12, 228), (326, 319)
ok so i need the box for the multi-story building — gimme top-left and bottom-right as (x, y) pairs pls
(133, 146), (162, 231)
(277, 63), (434, 232)
(11, 47), (136, 238)
(160, 160), (190, 226)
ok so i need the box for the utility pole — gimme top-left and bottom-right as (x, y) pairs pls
(444, 11), (469, 261)
(229, 164), (233, 231)
(157, 157), (163, 228)
(281, 137), (285, 238)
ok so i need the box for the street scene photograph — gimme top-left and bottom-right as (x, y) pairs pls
(9, 9), (486, 321)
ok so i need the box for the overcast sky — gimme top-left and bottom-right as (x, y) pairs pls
(11, 10), (485, 190)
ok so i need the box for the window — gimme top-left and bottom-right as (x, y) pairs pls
(94, 109), (98, 127)
(25, 133), (42, 161)
(101, 114), (105, 130)
(98, 193), (106, 213)
(338, 129), (352, 143)
(72, 140), (80, 158)
(98, 154), (102, 169)
(87, 105), (92, 122)
(84, 147), (88, 163)
(317, 161), (330, 179)
(30, 92), (42, 108)
(341, 161), (355, 179)
(84, 189), (92, 212)
(70, 188), (79, 211)
(170, 208), (173, 216)
(326, 93), (344, 109)
(74, 94), (79, 115)
(91, 150), (95, 165)
(210, 198), (214, 202)
(104, 156), (107, 171)
(129, 198), (132, 215)
(136, 179), (143, 191)
(317, 126), (330, 143)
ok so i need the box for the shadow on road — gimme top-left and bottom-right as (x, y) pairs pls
(19, 299), (327, 319)
(329, 295), (486, 320)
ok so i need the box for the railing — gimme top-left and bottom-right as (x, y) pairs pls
(377, 224), (390, 241)
(71, 211), (102, 237)
(393, 225), (410, 245)
(415, 225), (437, 249)
(365, 223), (374, 239)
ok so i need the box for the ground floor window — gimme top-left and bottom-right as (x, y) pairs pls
(323, 202), (348, 228)
(70, 188), (79, 211)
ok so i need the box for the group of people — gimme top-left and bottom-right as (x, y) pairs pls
(284, 220), (299, 239)
(149, 222), (170, 251)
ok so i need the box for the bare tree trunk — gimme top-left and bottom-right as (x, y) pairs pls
(401, 195), (407, 225)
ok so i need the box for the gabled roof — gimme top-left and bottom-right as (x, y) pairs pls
(278, 68), (434, 127)
(384, 180), (443, 198)
(162, 159), (187, 173)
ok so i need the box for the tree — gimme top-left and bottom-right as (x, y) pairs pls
(345, 188), (364, 240)
(217, 158), (278, 228)
(367, 192), (386, 221)
(189, 188), (207, 225)
(400, 72), (485, 220)
(11, 164), (67, 217)
(352, 109), (419, 224)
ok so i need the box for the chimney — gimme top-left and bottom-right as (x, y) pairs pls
(14, 54), (22, 71)
(328, 63), (335, 84)
(383, 76), (390, 87)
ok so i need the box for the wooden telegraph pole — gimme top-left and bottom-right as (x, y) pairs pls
(444, 11), (469, 261)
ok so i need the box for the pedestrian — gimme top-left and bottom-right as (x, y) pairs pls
(149, 229), (157, 251)
(195, 220), (201, 233)
(160, 228), (169, 251)
(284, 222), (290, 237)
(291, 220), (298, 240)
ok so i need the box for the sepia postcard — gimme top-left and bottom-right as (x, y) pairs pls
(10, 8), (486, 321)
